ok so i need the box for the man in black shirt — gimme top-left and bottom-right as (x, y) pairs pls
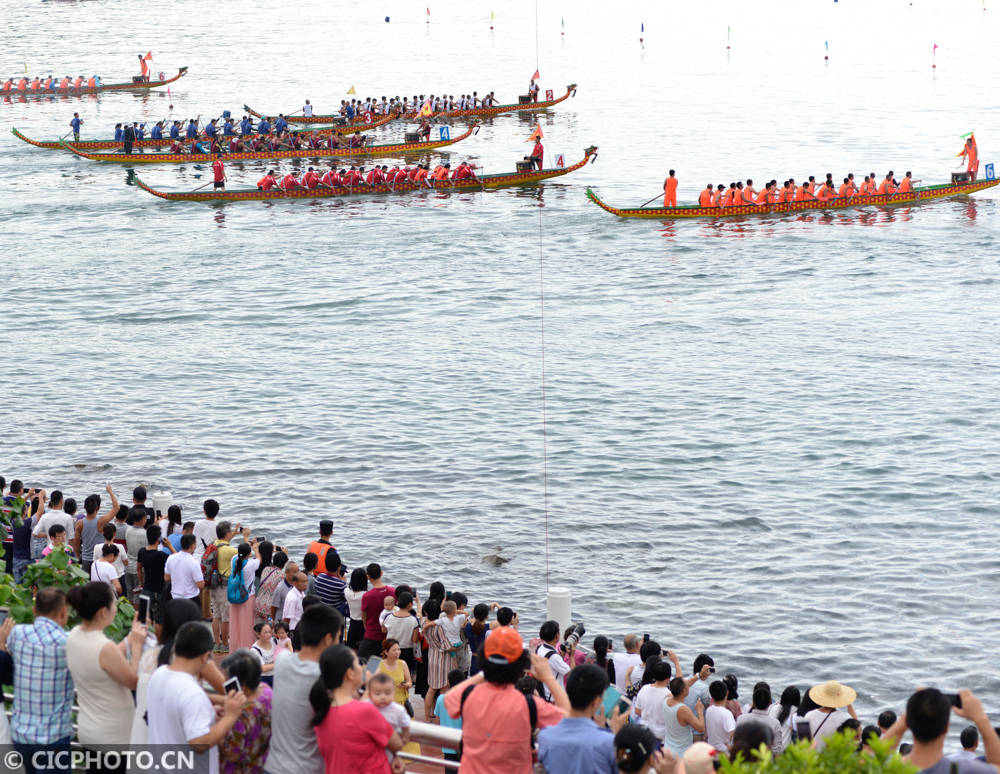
(137, 524), (172, 637)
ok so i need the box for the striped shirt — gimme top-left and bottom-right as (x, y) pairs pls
(313, 572), (347, 615)
(8, 616), (74, 743)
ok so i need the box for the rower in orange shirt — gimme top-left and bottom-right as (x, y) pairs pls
(817, 181), (837, 203)
(742, 179), (757, 204)
(257, 170), (277, 191)
(958, 135), (978, 180)
(698, 184), (714, 207)
(804, 175), (817, 196)
(663, 170), (678, 207)
(877, 173), (895, 196)
(755, 182), (771, 205)
(838, 177), (852, 198)
(721, 183), (736, 206)
(797, 180), (814, 201)
(29, 77), (40, 90)
(896, 171), (914, 193)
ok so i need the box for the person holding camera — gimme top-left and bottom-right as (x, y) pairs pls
(535, 620), (572, 700)
(895, 689), (1000, 774)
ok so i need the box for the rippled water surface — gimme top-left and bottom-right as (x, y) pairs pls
(3, 0), (1000, 717)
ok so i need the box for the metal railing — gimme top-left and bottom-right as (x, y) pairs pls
(400, 720), (462, 767)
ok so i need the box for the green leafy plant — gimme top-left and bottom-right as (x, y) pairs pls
(0, 492), (28, 543)
(0, 548), (135, 641)
(719, 730), (916, 774)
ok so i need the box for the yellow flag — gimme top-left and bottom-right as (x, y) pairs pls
(419, 100), (433, 117)
(347, 85), (356, 95)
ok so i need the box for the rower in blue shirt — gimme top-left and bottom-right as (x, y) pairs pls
(135, 123), (145, 140)
(346, 103), (356, 120)
(274, 114), (288, 134)
(150, 122), (163, 140)
(257, 117), (271, 135)
(169, 121), (180, 139)
(240, 117), (253, 136)
(114, 123), (123, 142)
(222, 119), (235, 136)
(204, 119), (218, 138)
(185, 119), (198, 139)
(69, 113), (83, 140)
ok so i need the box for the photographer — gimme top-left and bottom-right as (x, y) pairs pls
(535, 620), (572, 699)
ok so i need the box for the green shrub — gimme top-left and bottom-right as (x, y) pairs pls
(719, 730), (916, 774)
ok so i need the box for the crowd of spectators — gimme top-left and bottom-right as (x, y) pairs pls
(1, 476), (998, 774)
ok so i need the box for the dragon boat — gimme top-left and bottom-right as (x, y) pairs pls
(59, 124), (478, 164)
(12, 124), (376, 151)
(585, 176), (998, 219)
(246, 84), (577, 125)
(2, 67), (187, 96)
(132, 145), (597, 203)
(242, 107), (399, 133)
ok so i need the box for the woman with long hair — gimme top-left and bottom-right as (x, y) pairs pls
(344, 567), (368, 650)
(255, 549), (286, 624)
(220, 649), (272, 774)
(310, 645), (404, 773)
(229, 539), (261, 651)
(770, 686), (800, 749)
(465, 603), (490, 675)
(420, 598), (451, 722)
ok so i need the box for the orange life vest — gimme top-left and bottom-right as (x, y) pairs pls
(87, 77), (96, 88)
(877, 179), (894, 195)
(698, 189), (714, 207)
(897, 178), (912, 193)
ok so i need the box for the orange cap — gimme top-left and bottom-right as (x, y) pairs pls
(484, 626), (524, 664)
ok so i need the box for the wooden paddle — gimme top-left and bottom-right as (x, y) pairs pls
(638, 191), (664, 208)
(191, 181), (214, 192)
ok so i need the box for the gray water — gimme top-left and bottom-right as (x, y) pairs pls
(2, 0), (1000, 721)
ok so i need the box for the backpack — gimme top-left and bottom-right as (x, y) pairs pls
(459, 683), (537, 758)
(227, 560), (249, 604)
(201, 542), (222, 588)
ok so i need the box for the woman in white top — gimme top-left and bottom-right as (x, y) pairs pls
(251, 622), (277, 674)
(344, 567), (368, 650)
(229, 539), (261, 652)
(769, 686), (800, 751)
(66, 581), (148, 747)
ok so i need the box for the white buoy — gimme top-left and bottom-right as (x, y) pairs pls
(151, 490), (172, 516)
(546, 587), (572, 633)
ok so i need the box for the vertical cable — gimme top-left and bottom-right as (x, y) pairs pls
(538, 203), (550, 591)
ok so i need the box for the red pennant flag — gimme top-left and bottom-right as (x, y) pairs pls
(532, 69), (540, 79)
(144, 51), (153, 61)
(527, 123), (543, 142)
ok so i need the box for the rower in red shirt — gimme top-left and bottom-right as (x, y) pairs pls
(229, 136), (244, 152)
(17, 77), (28, 90)
(211, 154), (227, 190)
(257, 170), (277, 190)
(302, 167), (320, 189)
(168, 139), (184, 154)
(320, 166), (339, 187)
(349, 132), (365, 149)
(386, 165), (401, 181)
(279, 172), (300, 191)
(529, 139), (544, 170)
(327, 133), (343, 149)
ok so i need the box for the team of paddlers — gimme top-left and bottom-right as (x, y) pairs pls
(328, 92), (500, 119)
(2, 74), (102, 92)
(252, 160), (480, 191)
(664, 136), (980, 209)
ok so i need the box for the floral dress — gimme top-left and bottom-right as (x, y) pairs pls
(255, 566), (282, 622)
(221, 683), (273, 774)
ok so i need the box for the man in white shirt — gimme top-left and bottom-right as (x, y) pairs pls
(534, 620), (571, 699)
(147, 621), (245, 774)
(704, 680), (736, 753)
(91, 544), (122, 596)
(282, 572), (308, 629)
(951, 727), (981, 761)
(804, 680), (856, 752)
(165, 534), (206, 600)
(610, 634), (642, 692)
(192, 498), (220, 562)
(33, 495), (74, 547)
(302, 100), (313, 117)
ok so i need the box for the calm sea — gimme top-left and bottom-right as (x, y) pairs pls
(2, 0), (999, 718)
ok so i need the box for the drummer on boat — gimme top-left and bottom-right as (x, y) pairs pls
(958, 135), (978, 180)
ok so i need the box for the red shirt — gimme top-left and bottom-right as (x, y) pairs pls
(212, 160), (225, 182)
(361, 585), (395, 640)
(280, 175), (299, 190)
(321, 171), (339, 187)
(444, 682), (564, 774)
(315, 700), (393, 774)
(302, 171), (320, 189)
(257, 175), (276, 190)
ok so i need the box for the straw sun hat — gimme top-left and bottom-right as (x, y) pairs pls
(809, 680), (857, 708)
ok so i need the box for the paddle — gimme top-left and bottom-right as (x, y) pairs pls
(638, 192), (664, 208)
(191, 181), (214, 192)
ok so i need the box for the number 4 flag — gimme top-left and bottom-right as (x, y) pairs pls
(555, 154), (565, 168)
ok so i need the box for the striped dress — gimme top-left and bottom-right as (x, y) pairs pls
(425, 621), (451, 690)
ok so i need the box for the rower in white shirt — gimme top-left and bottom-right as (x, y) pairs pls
(302, 100), (314, 117)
